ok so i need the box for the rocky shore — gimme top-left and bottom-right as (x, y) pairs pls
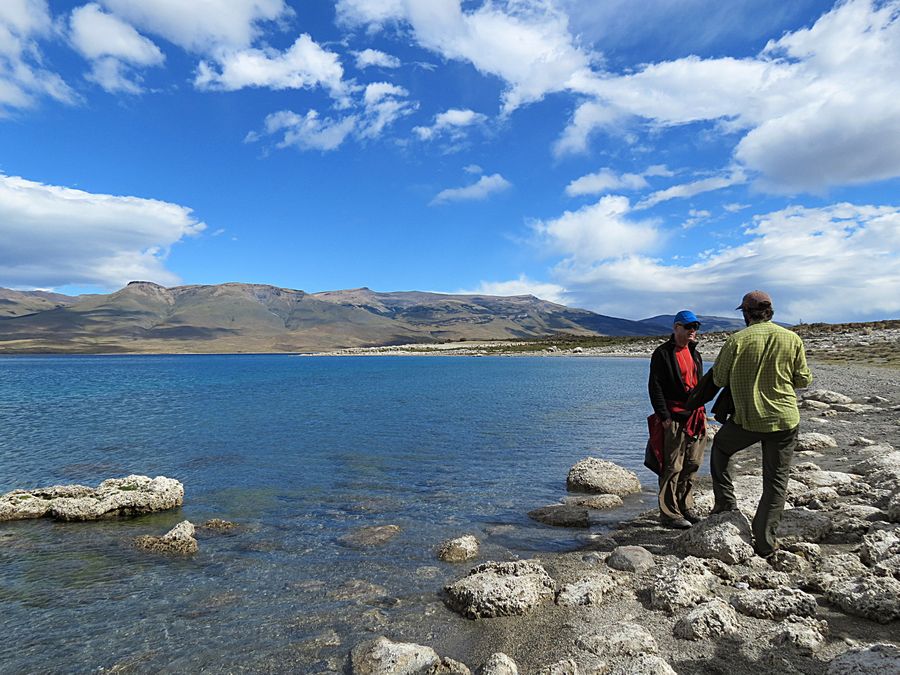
(345, 361), (900, 675)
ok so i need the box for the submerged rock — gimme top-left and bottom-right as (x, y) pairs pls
(566, 458), (641, 497)
(134, 520), (198, 555)
(445, 560), (554, 619)
(528, 504), (590, 528)
(438, 535), (480, 563)
(349, 636), (439, 675)
(340, 525), (401, 548)
(0, 475), (184, 522)
(200, 518), (237, 531)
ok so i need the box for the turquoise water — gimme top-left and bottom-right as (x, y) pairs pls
(0, 355), (653, 672)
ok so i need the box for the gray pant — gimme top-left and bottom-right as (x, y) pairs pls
(658, 419), (706, 521)
(710, 421), (798, 556)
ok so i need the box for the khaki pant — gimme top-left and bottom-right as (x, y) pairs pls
(710, 421), (798, 556)
(658, 419), (706, 521)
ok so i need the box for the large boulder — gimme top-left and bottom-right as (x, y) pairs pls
(673, 599), (740, 640)
(675, 510), (754, 564)
(828, 643), (900, 674)
(648, 558), (718, 613)
(438, 535), (479, 563)
(134, 521), (198, 555)
(730, 587), (818, 619)
(0, 475), (184, 522)
(566, 458), (640, 496)
(445, 560), (554, 619)
(350, 636), (439, 675)
(825, 574), (900, 623)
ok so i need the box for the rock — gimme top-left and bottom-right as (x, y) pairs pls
(804, 390), (853, 404)
(577, 622), (658, 658)
(793, 469), (857, 490)
(648, 558), (718, 613)
(851, 448), (900, 474)
(438, 535), (480, 563)
(767, 616), (828, 655)
(607, 545), (655, 573)
(0, 475), (184, 522)
(673, 599), (740, 640)
(769, 550), (810, 575)
(730, 587), (818, 619)
(796, 433), (839, 452)
(534, 659), (578, 675)
(477, 653), (518, 675)
(555, 573), (618, 607)
(859, 526), (900, 566)
(851, 437), (878, 446)
(805, 554), (869, 593)
(866, 395), (889, 404)
(134, 520), (198, 555)
(832, 403), (876, 413)
(825, 574), (900, 623)
(566, 458), (641, 497)
(791, 486), (839, 507)
(445, 560), (554, 619)
(349, 636), (439, 675)
(607, 654), (676, 675)
(200, 518), (237, 531)
(428, 657), (472, 675)
(828, 643), (900, 674)
(889, 493), (900, 523)
(567, 494), (624, 510)
(340, 525), (401, 548)
(874, 555), (900, 580)
(528, 505), (590, 528)
(778, 508), (833, 544)
(675, 510), (754, 564)
(800, 399), (831, 410)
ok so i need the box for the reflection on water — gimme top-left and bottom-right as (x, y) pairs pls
(0, 355), (653, 672)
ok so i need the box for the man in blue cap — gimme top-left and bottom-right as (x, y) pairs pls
(648, 310), (707, 528)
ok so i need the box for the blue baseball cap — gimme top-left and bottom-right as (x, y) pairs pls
(673, 310), (700, 326)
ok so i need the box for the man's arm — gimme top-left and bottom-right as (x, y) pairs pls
(792, 341), (812, 389)
(712, 338), (735, 388)
(648, 350), (670, 421)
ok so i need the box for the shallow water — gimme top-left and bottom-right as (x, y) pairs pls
(0, 355), (655, 672)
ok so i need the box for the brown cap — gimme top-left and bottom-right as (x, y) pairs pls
(736, 290), (773, 310)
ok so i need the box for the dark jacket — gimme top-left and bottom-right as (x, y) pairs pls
(648, 336), (702, 422)
(685, 368), (735, 424)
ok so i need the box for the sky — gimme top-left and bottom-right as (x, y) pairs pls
(1, 0), (899, 323)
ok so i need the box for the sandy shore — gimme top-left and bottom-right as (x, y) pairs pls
(342, 358), (900, 674)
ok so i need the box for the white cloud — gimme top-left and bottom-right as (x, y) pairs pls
(98, 0), (290, 53)
(552, 202), (900, 323)
(358, 81), (415, 138)
(463, 164), (482, 174)
(533, 194), (660, 263)
(337, 0), (598, 113)
(251, 109), (358, 151)
(354, 48), (400, 69)
(0, 0), (77, 112)
(70, 4), (164, 94)
(430, 173), (511, 205)
(413, 107), (486, 141)
(195, 34), (348, 101)
(556, 0), (900, 193)
(458, 274), (568, 304)
(0, 173), (205, 289)
(636, 168), (747, 209)
(724, 202), (749, 213)
(565, 168), (648, 197)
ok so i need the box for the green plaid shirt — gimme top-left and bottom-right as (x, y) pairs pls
(712, 321), (812, 432)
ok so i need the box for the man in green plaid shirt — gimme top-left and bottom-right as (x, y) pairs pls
(710, 290), (812, 557)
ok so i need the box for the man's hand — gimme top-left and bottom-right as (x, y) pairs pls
(662, 418), (672, 429)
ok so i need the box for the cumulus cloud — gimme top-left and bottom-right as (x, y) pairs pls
(0, 0), (77, 112)
(552, 202), (900, 323)
(337, 0), (598, 113)
(354, 48), (400, 69)
(0, 173), (205, 289)
(430, 173), (511, 205)
(195, 34), (348, 101)
(250, 109), (357, 151)
(636, 168), (747, 209)
(358, 81), (415, 138)
(457, 274), (568, 304)
(70, 3), (164, 94)
(565, 168), (649, 197)
(556, 0), (900, 193)
(533, 195), (660, 263)
(413, 108), (486, 141)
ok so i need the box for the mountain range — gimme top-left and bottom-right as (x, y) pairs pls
(0, 282), (748, 354)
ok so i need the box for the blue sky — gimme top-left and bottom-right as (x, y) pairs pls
(1, 0), (899, 323)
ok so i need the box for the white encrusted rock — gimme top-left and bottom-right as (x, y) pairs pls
(566, 494), (624, 510)
(438, 535), (480, 563)
(428, 658), (472, 675)
(673, 599), (740, 640)
(832, 403), (876, 413)
(477, 653), (518, 675)
(804, 553), (869, 593)
(555, 573), (619, 607)
(648, 558), (718, 613)
(577, 622), (658, 658)
(566, 458), (641, 496)
(766, 616), (829, 655)
(445, 560), (554, 619)
(859, 527), (900, 566)
(792, 470), (857, 490)
(730, 586), (818, 619)
(889, 492), (900, 523)
(778, 508), (834, 544)
(350, 636), (440, 675)
(804, 390), (852, 404)
(607, 545), (656, 573)
(825, 574), (900, 623)
(796, 433), (839, 452)
(675, 510), (754, 564)
(607, 653), (676, 675)
(851, 448), (900, 476)
(534, 659), (578, 675)
(134, 520), (198, 555)
(828, 643), (900, 674)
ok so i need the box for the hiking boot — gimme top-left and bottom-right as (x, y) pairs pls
(683, 509), (702, 524)
(710, 503), (739, 515)
(661, 516), (692, 529)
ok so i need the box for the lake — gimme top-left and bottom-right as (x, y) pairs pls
(0, 355), (655, 672)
